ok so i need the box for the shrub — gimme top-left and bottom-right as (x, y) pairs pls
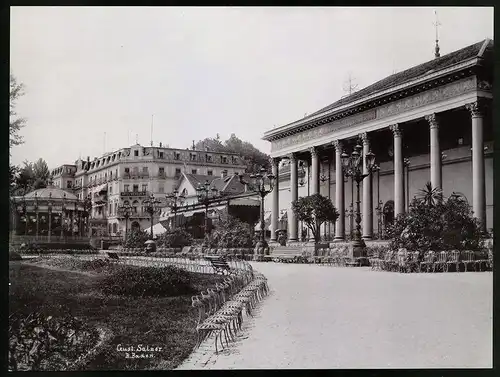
(292, 193), (339, 242)
(99, 265), (195, 297)
(157, 228), (192, 248)
(387, 186), (484, 252)
(204, 215), (254, 249)
(9, 309), (98, 371)
(123, 230), (149, 249)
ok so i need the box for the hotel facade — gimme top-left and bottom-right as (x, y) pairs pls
(262, 39), (494, 243)
(51, 144), (247, 236)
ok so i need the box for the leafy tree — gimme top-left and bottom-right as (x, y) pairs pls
(194, 133), (270, 173)
(32, 158), (50, 189)
(124, 229), (149, 248)
(157, 228), (193, 248)
(10, 75), (26, 151)
(204, 214), (255, 248)
(291, 194), (339, 242)
(15, 161), (35, 195)
(9, 164), (19, 195)
(387, 189), (484, 252)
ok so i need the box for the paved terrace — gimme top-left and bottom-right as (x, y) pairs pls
(178, 262), (492, 369)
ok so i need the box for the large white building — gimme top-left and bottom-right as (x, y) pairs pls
(262, 39), (494, 242)
(51, 143), (247, 236)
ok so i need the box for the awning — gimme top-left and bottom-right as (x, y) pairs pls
(254, 212), (272, 231)
(159, 203), (226, 221)
(144, 222), (168, 236)
(229, 197), (260, 207)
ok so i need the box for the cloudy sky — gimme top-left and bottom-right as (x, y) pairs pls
(10, 6), (493, 169)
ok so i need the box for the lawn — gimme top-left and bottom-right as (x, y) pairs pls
(9, 259), (225, 370)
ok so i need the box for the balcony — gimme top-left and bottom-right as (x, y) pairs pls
(120, 191), (148, 198)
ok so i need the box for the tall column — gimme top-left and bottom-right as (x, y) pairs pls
(310, 147), (320, 195)
(289, 153), (299, 242)
(425, 113), (442, 190)
(390, 124), (405, 217)
(466, 101), (487, 232)
(361, 133), (373, 240)
(333, 140), (345, 240)
(270, 157), (280, 242)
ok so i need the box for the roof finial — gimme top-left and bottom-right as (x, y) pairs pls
(433, 10), (441, 58)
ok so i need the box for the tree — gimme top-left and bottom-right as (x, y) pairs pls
(292, 194), (339, 242)
(9, 164), (19, 196)
(416, 181), (443, 207)
(32, 158), (50, 189)
(387, 188), (483, 252)
(204, 214), (255, 249)
(194, 133), (270, 173)
(10, 75), (27, 151)
(15, 161), (35, 196)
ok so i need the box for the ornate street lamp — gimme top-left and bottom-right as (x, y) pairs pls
(196, 180), (220, 237)
(48, 193), (53, 242)
(341, 143), (376, 261)
(118, 203), (133, 242)
(166, 189), (186, 229)
(143, 193), (162, 240)
(404, 158), (410, 211)
(61, 193), (66, 240)
(240, 168), (275, 260)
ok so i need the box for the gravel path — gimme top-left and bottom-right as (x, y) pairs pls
(179, 263), (492, 369)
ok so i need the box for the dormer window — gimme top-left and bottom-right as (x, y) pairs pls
(159, 151), (164, 159)
(190, 153), (197, 161)
(222, 156), (228, 164)
(134, 150), (139, 157)
(174, 152), (181, 160)
(206, 154), (212, 162)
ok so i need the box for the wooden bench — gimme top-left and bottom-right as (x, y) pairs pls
(206, 257), (232, 275)
(107, 252), (119, 260)
(268, 247), (303, 263)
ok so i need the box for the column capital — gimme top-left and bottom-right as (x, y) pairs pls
(309, 146), (319, 157)
(465, 101), (485, 118)
(359, 132), (370, 146)
(332, 140), (343, 153)
(425, 113), (439, 129)
(287, 153), (298, 162)
(270, 157), (281, 166)
(390, 124), (401, 137)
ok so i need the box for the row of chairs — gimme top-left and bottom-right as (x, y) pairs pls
(370, 249), (493, 273)
(192, 269), (269, 354)
(308, 247), (353, 266)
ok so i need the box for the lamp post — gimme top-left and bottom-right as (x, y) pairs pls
(82, 197), (92, 237)
(34, 193), (39, 239)
(143, 193), (162, 240)
(48, 193), (53, 242)
(404, 158), (410, 211)
(118, 203), (133, 242)
(196, 180), (220, 237)
(61, 193), (66, 240)
(341, 143), (376, 264)
(166, 189), (186, 229)
(241, 168), (275, 260)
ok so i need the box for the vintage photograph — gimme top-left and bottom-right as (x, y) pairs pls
(9, 6), (493, 370)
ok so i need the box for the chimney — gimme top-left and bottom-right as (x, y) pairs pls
(159, 142), (162, 148)
(221, 170), (228, 179)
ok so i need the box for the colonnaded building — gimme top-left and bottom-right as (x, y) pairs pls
(50, 143), (247, 236)
(262, 39), (494, 243)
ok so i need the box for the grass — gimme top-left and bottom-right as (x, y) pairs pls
(9, 259), (225, 370)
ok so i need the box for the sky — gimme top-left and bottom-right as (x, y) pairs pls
(10, 6), (493, 169)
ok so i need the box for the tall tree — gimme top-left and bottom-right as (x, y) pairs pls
(292, 194), (339, 242)
(32, 158), (50, 189)
(194, 133), (271, 173)
(10, 75), (27, 151)
(15, 161), (35, 195)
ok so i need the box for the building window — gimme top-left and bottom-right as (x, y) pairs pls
(134, 150), (139, 157)
(159, 184), (164, 193)
(222, 156), (228, 164)
(207, 170), (213, 176)
(124, 167), (130, 174)
(174, 152), (180, 160)
(206, 154), (212, 162)
(175, 168), (181, 176)
(109, 204), (112, 214)
(133, 184), (139, 192)
(190, 153), (196, 161)
(109, 185), (113, 194)
(132, 200), (139, 213)
(159, 167), (165, 175)
(142, 184), (148, 192)
(67, 181), (72, 188)
(113, 223), (117, 233)
(192, 169), (197, 174)
(159, 151), (164, 159)
(124, 184), (130, 192)
(142, 167), (149, 176)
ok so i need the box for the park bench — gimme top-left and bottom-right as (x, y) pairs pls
(267, 247), (303, 263)
(206, 257), (233, 275)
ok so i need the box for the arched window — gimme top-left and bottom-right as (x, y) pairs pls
(113, 223), (117, 233)
(123, 200), (130, 206)
(132, 200), (139, 213)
